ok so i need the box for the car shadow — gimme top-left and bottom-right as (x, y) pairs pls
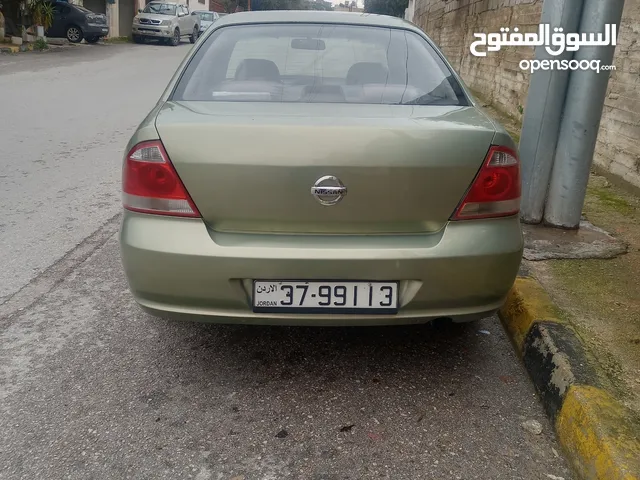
(151, 318), (488, 389)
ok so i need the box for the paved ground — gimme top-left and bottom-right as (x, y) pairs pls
(0, 42), (191, 303)
(1, 43), (572, 479)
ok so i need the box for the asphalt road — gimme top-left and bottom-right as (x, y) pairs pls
(0, 42), (191, 304)
(0, 43), (571, 479)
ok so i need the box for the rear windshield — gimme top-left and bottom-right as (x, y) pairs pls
(197, 12), (214, 21)
(143, 3), (176, 15)
(172, 24), (468, 106)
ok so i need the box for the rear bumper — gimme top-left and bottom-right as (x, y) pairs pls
(119, 212), (523, 326)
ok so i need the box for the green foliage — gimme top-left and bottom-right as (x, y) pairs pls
(304, 0), (333, 10)
(225, 0), (332, 12)
(29, 0), (54, 29)
(363, 0), (408, 17)
(104, 36), (131, 43)
(33, 37), (48, 50)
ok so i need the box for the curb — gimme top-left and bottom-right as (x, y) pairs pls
(0, 43), (35, 54)
(499, 276), (640, 480)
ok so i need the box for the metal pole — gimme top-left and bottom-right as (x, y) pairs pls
(519, 0), (585, 224)
(544, 0), (625, 229)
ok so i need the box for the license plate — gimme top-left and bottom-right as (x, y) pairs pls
(253, 281), (399, 314)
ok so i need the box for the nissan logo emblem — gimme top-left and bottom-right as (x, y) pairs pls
(311, 175), (347, 206)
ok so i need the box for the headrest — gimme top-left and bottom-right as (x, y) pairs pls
(234, 59), (281, 82)
(346, 62), (389, 85)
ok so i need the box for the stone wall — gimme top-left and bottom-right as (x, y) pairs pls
(596, 0), (640, 188)
(412, 0), (542, 117)
(412, 0), (640, 189)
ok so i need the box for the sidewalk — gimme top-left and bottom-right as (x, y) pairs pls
(513, 176), (640, 479)
(477, 95), (640, 478)
(0, 37), (110, 54)
(534, 175), (640, 412)
(0, 41), (38, 53)
(481, 99), (640, 412)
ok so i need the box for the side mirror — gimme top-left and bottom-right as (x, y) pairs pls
(191, 10), (196, 14)
(138, 8), (142, 13)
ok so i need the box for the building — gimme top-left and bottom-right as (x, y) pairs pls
(209, 0), (224, 12)
(404, 0), (414, 22)
(186, 0), (207, 13)
(333, 2), (363, 13)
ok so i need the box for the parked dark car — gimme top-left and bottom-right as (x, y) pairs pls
(46, 1), (109, 43)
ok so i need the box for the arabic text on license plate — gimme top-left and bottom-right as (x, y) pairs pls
(252, 281), (398, 314)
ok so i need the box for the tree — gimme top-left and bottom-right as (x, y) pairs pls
(29, 0), (54, 30)
(305, 0), (333, 10)
(363, 0), (408, 17)
(220, 0), (233, 12)
(240, 0), (332, 10)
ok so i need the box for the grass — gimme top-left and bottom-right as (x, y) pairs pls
(548, 258), (637, 400)
(589, 185), (634, 216)
(104, 36), (131, 44)
(33, 38), (48, 50)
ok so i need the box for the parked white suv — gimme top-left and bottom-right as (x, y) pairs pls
(132, 2), (201, 46)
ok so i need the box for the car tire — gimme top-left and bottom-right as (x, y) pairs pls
(132, 34), (144, 44)
(170, 28), (180, 46)
(66, 25), (83, 43)
(189, 26), (198, 44)
(85, 36), (99, 44)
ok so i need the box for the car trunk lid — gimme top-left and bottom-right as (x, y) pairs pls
(155, 102), (497, 234)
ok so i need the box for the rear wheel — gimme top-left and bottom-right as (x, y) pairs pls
(85, 36), (99, 44)
(170, 28), (180, 46)
(189, 26), (198, 43)
(66, 25), (83, 43)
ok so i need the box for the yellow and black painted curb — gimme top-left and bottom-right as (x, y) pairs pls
(0, 43), (34, 54)
(499, 276), (640, 480)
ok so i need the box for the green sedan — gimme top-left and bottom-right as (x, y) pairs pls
(119, 11), (523, 326)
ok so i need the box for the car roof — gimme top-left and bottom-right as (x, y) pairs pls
(212, 11), (418, 31)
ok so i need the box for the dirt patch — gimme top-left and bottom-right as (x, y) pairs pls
(528, 175), (640, 412)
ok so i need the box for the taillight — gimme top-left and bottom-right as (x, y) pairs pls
(451, 145), (520, 220)
(122, 140), (200, 217)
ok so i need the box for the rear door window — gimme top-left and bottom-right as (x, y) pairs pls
(173, 23), (468, 106)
